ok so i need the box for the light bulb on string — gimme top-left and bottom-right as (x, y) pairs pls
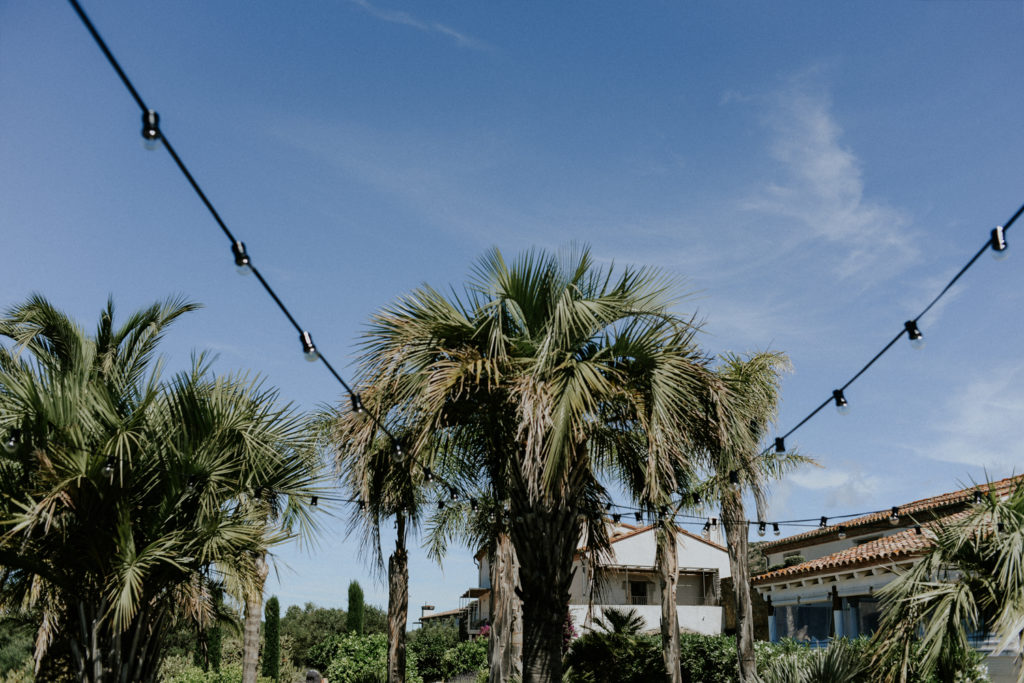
(103, 455), (116, 477)
(773, 523), (781, 536)
(423, 468), (433, 484)
(832, 389), (850, 415)
(904, 320), (925, 350)
(889, 507), (900, 526)
(392, 441), (406, 464)
(141, 109), (160, 150)
(351, 393), (363, 414)
(231, 241), (251, 275)
(470, 498), (478, 512)
(311, 496), (318, 507)
(819, 516), (828, 529)
(757, 521), (767, 537)
(729, 470), (740, 486)
(300, 331), (319, 362)
(991, 225), (1009, 261)
(2, 430), (18, 454)
(774, 437), (785, 453)
(449, 488), (458, 502)
(837, 526), (847, 540)
(634, 511), (643, 523)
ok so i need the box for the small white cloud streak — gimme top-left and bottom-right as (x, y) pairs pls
(347, 0), (488, 50)
(920, 364), (1024, 473)
(742, 82), (918, 279)
(788, 468), (885, 510)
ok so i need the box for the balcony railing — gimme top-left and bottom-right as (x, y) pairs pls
(630, 595), (648, 606)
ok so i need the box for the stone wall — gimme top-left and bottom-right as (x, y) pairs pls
(719, 577), (770, 641)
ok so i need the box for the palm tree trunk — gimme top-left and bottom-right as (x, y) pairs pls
(388, 512), (409, 683)
(242, 552), (269, 683)
(489, 532), (522, 683)
(721, 489), (756, 682)
(656, 521), (681, 683)
(512, 505), (577, 683)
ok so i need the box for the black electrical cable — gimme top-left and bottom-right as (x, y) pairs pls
(767, 200), (1024, 455)
(65, 0), (461, 501)
(63, 0), (1023, 525)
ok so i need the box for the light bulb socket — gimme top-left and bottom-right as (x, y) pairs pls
(311, 496), (318, 506)
(2, 429), (19, 454)
(392, 441), (406, 464)
(449, 488), (458, 501)
(819, 516), (828, 529)
(231, 241), (252, 275)
(351, 393), (363, 414)
(991, 225), (1008, 259)
(103, 455), (116, 476)
(141, 109), (161, 148)
(300, 331), (319, 362)
(729, 470), (740, 485)
(773, 522), (781, 536)
(634, 511), (643, 523)
(904, 320), (924, 349)
(692, 492), (700, 505)
(914, 524), (922, 535)
(889, 506), (900, 526)
(437, 500), (445, 510)
(774, 437), (785, 453)
(423, 467), (433, 483)
(757, 522), (767, 537)
(832, 389), (850, 415)
(837, 526), (846, 540)
(612, 513), (621, 523)
(470, 498), (478, 511)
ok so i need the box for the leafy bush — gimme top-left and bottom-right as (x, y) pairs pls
(407, 624), (459, 681)
(440, 638), (488, 680)
(677, 633), (736, 682)
(306, 635), (342, 673)
(324, 633), (422, 683)
(564, 632), (666, 683)
(0, 615), (33, 676)
(163, 660), (272, 683)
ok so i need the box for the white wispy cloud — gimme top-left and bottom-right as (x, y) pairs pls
(742, 80), (918, 280)
(919, 364), (1024, 473)
(787, 467), (885, 509)
(347, 0), (488, 50)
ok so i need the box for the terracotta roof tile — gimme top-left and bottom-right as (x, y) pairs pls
(760, 474), (1023, 552)
(753, 511), (971, 584)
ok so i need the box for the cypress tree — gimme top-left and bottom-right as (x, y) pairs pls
(262, 596), (280, 680)
(347, 581), (365, 635)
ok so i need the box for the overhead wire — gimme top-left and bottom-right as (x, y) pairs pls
(62, 0), (1023, 535)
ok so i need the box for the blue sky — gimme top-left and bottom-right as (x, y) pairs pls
(2, 1), (1023, 617)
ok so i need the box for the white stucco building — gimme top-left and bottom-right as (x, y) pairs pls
(752, 474), (1023, 644)
(455, 519), (732, 637)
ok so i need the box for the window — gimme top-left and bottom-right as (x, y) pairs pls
(629, 581), (649, 605)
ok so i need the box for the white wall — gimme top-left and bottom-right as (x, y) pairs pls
(602, 528), (731, 579)
(569, 604), (724, 636)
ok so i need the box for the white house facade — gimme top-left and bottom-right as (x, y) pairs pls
(752, 474), (1023, 644)
(453, 520), (732, 638)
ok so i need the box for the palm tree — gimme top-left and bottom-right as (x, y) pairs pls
(341, 246), (729, 682)
(324, 398), (429, 683)
(872, 482), (1024, 682)
(0, 295), (324, 681)
(703, 351), (806, 683)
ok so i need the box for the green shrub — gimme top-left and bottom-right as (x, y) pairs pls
(407, 624), (459, 681)
(324, 633), (422, 683)
(783, 555), (805, 567)
(306, 635), (342, 673)
(564, 632), (666, 683)
(163, 660), (272, 683)
(440, 638), (488, 680)
(677, 633), (736, 682)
